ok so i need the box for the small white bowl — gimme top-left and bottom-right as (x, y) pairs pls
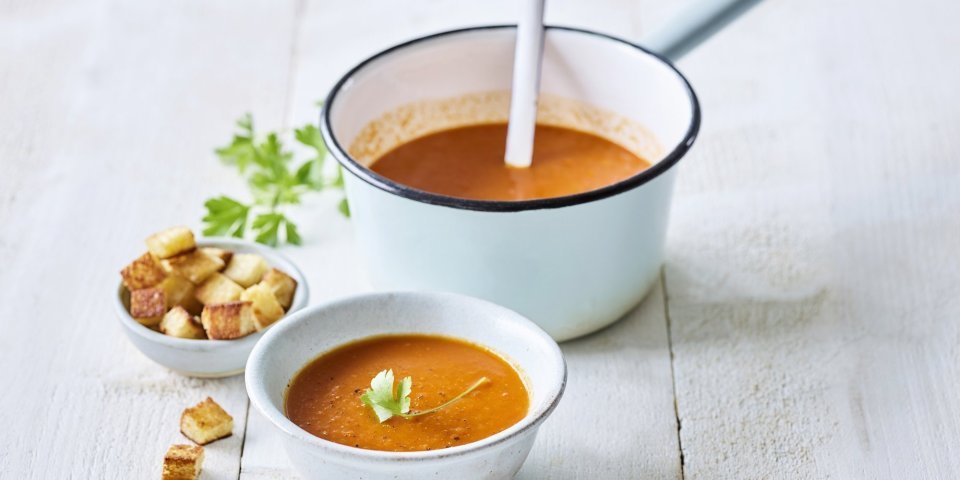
(114, 238), (309, 378)
(246, 291), (566, 480)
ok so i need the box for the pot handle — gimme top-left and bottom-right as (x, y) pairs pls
(641, 0), (764, 61)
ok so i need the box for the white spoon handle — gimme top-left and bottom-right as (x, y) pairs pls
(504, 0), (546, 169)
(642, 0), (764, 61)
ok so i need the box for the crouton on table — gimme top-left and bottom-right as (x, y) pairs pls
(161, 444), (204, 480)
(180, 397), (234, 445)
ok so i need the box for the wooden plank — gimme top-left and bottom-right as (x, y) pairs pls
(517, 281), (681, 479)
(0, 0), (296, 477)
(12, 0), (959, 477)
(239, 1), (681, 478)
(665, 0), (960, 477)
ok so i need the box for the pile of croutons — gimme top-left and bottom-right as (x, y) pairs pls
(120, 226), (298, 340)
(162, 397), (234, 480)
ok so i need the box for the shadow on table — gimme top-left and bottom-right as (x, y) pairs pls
(515, 278), (683, 479)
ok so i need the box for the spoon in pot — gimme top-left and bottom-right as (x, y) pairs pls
(503, 0), (763, 167)
(503, 0), (545, 169)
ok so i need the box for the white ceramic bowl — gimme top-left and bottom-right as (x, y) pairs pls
(114, 238), (309, 378)
(246, 291), (566, 480)
(321, 26), (700, 341)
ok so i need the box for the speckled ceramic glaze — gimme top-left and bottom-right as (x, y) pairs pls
(245, 291), (566, 480)
(114, 238), (309, 378)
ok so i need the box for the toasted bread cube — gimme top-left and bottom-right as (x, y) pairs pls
(157, 275), (202, 314)
(120, 252), (167, 290)
(161, 444), (204, 480)
(129, 287), (166, 326)
(261, 268), (297, 310)
(180, 397), (234, 445)
(241, 283), (285, 330)
(159, 306), (206, 339)
(199, 247), (233, 266)
(200, 302), (256, 339)
(146, 226), (196, 259)
(222, 253), (268, 288)
(194, 273), (243, 305)
(162, 250), (224, 284)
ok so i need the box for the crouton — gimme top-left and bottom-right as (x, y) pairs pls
(120, 252), (166, 290)
(159, 306), (206, 339)
(157, 275), (202, 314)
(199, 247), (233, 265)
(241, 283), (285, 330)
(261, 268), (297, 310)
(194, 273), (243, 305)
(222, 253), (268, 288)
(200, 302), (256, 340)
(162, 250), (224, 284)
(180, 397), (234, 445)
(146, 226), (196, 259)
(129, 287), (166, 326)
(161, 444), (204, 480)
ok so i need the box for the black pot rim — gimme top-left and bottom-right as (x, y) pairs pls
(320, 24), (701, 213)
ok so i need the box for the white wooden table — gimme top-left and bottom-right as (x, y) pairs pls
(2, 0), (959, 478)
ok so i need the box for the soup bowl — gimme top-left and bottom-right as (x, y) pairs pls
(321, 25), (700, 341)
(114, 238), (309, 378)
(245, 291), (566, 480)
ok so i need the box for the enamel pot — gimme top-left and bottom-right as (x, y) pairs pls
(321, 25), (699, 341)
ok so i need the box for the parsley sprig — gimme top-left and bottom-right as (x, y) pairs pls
(360, 369), (489, 423)
(202, 113), (348, 246)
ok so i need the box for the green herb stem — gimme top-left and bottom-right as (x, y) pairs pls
(401, 377), (489, 418)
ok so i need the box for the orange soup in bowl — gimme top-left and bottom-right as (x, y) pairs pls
(284, 334), (529, 452)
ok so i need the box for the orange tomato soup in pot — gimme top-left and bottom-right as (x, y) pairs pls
(284, 334), (529, 452)
(370, 123), (650, 201)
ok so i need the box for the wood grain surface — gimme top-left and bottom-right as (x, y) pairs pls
(1, 0), (957, 478)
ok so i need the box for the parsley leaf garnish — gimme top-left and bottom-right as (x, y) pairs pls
(359, 370), (412, 422)
(214, 114), (256, 174)
(202, 196), (250, 238)
(360, 369), (489, 423)
(202, 111), (349, 246)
